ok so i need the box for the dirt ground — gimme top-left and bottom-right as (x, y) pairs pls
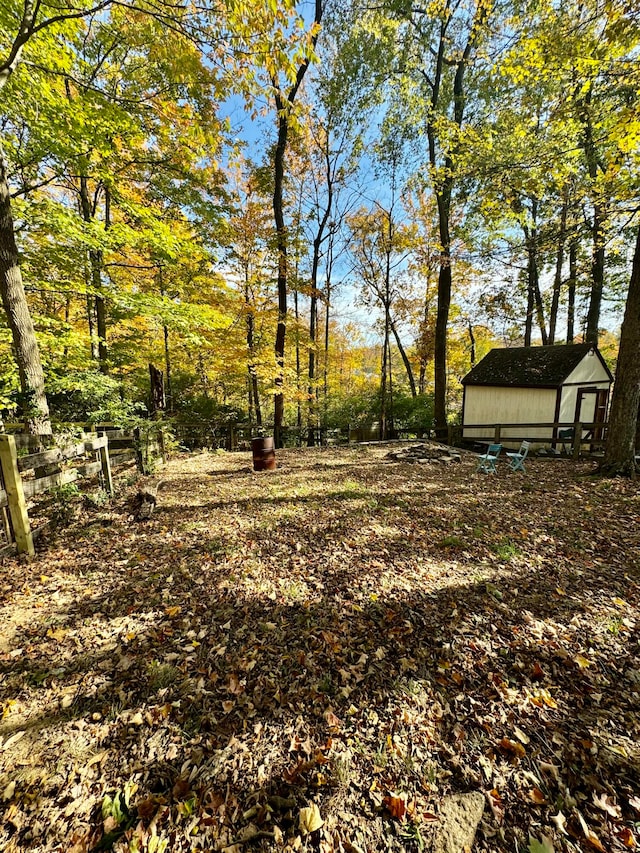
(1, 444), (639, 852)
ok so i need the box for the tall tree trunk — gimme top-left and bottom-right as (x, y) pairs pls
(149, 363), (165, 415)
(549, 190), (568, 345)
(390, 317), (417, 396)
(579, 85), (606, 346)
(379, 330), (389, 440)
(467, 319), (476, 366)
(0, 148), (51, 434)
(158, 271), (173, 413)
(524, 264), (535, 347)
(271, 0), (323, 449)
(387, 329), (394, 437)
(322, 255), (332, 430)
(567, 237), (577, 343)
(244, 277), (262, 429)
(272, 108), (288, 448)
(598, 223), (640, 477)
(307, 291), (318, 446)
(428, 1), (486, 439)
(585, 199), (606, 345)
(417, 294), (432, 394)
(433, 236), (451, 435)
(418, 363), (427, 395)
(307, 169), (332, 446)
(294, 286), (302, 438)
(79, 175), (108, 373)
(523, 205), (547, 346)
(87, 293), (98, 359)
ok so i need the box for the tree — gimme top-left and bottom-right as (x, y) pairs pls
(391, 0), (493, 435)
(0, 147), (51, 431)
(268, 0), (324, 446)
(348, 167), (417, 437)
(226, 164), (278, 431)
(599, 222), (640, 476)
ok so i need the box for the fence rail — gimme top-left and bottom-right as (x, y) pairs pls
(0, 425), (166, 557)
(461, 421), (607, 457)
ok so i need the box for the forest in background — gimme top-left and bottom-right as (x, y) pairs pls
(0, 0), (638, 453)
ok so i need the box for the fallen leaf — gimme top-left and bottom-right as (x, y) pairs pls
(618, 827), (636, 848)
(383, 793), (407, 821)
(592, 791), (621, 817)
(299, 802), (323, 835)
(324, 709), (342, 729)
(47, 627), (67, 641)
(136, 796), (163, 819)
(551, 811), (568, 835)
(532, 663), (545, 680)
(529, 788), (546, 805)
(575, 654), (592, 669)
(1, 731), (25, 751)
(172, 778), (191, 800)
(577, 811), (607, 852)
(60, 693), (74, 709)
(499, 737), (526, 758)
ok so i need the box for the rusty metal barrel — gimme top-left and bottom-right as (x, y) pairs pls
(251, 436), (276, 471)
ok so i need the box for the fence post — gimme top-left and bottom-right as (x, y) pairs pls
(98, 433), (114, 495)
(572, 422), (582, 459)
(0, 434), (34, 556)
(494, 424), (502, 443)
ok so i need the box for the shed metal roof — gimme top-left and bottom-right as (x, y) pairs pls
(461, 344), (613, 387)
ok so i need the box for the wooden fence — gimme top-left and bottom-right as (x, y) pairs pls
(0, 425), (166, 557)
(0, 433), (113, 557)
(461, 421), (607, 457)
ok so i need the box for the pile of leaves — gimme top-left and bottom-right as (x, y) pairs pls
(1, 444), (639, 852)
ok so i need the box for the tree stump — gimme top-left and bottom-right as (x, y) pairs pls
(132, 480), (163, 520)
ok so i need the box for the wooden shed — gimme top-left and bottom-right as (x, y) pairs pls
(461, 343), (613, 448)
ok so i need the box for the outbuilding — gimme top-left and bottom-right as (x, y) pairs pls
(461, 343), (613, 448)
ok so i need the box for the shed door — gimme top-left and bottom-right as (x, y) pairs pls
(575, 387), (608, 444)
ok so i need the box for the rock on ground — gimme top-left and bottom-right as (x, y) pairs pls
(432, 792), (485, 853)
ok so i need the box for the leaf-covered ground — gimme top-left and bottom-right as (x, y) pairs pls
(1, 444), (639, 853)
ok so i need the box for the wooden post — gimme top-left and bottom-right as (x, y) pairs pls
(0, 435), (34, 556)
(494, 424), (502, 443)
(98, 433), (114, 495)
(573, 422), (582, 459)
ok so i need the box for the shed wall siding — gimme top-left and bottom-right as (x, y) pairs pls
(463, 387), (556, 442)
(564, 353), (611, 385)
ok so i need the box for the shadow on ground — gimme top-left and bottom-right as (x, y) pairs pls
(1, 448), (638, 852)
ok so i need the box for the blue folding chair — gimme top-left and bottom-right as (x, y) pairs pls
(507, 441), (530, 472)
(476, 443), (502, 473)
